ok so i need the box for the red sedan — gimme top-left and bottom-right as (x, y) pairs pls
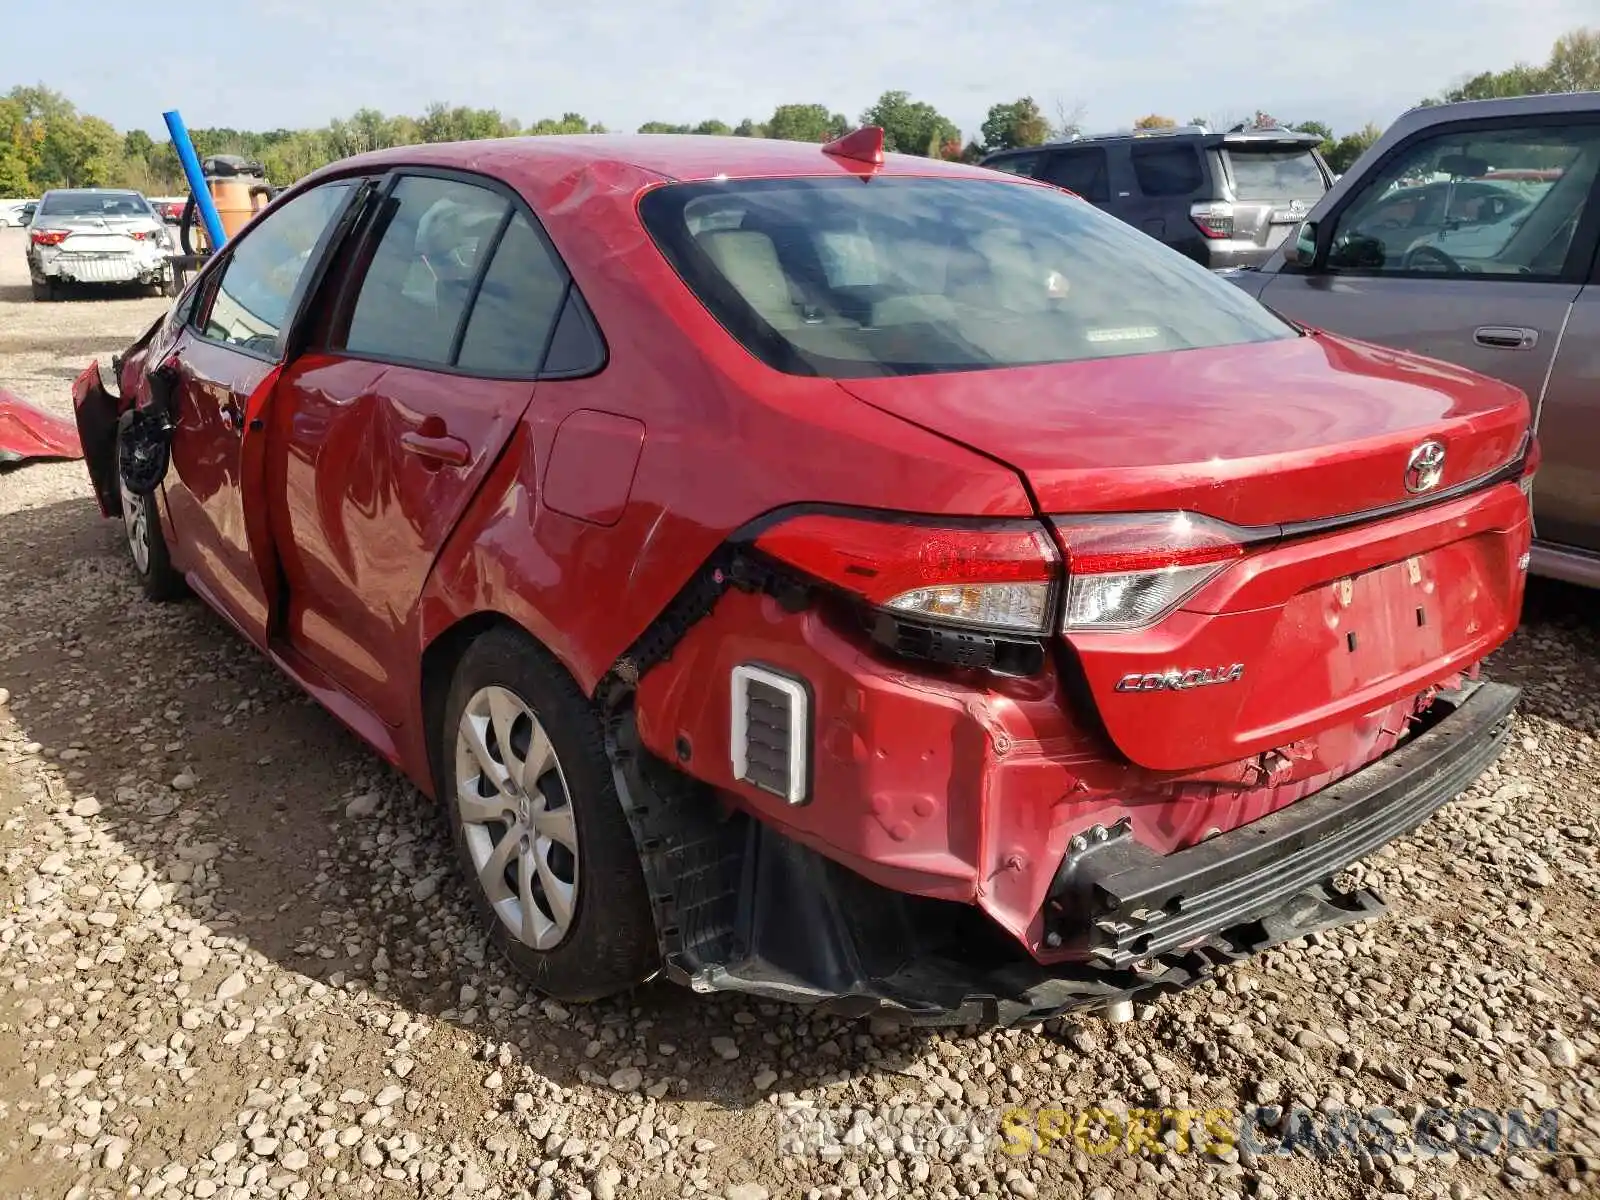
(72, 127), (1535, 1024)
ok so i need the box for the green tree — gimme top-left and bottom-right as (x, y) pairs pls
(692, 119), (732, 136)
(766, 104), (847, 143)
(1132, 114), (1177, 130)
(638, 121), (692, 134)
(732, 118), (767, 138)
(860, 91), (958, 156)
(979, 97), (1050, 153)
(1545, 26), (1600, 91)
(1325, 122), (1383, 174)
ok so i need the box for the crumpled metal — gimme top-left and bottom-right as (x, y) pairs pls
(0, 387), (83, 465)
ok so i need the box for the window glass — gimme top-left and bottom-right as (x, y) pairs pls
(1041, 149), (1110, 202)
(343, 176), (510, 365)
(39, 190), (154, 218)
(1130, 144), (1203, 196)
(1224, 147), (1326, 200)
(1328, 124), (1600, 277)
(203, 182), (352, 355)
(985, 153), (1039, 177)
(638, 176), (1295, 379)
(455, 213), (568, 374)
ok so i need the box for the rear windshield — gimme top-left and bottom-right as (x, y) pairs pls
(1224, 147), (1327, 200)
(39, 191), (153, 218)
(639, 177), (1295, 378)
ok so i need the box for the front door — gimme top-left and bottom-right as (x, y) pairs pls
(1257, 116), (1600, 549)
(269, 171), (573, 722)
(163, 180), (358, 642)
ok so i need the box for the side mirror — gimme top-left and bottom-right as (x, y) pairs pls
(1283, 219), (1319, 267)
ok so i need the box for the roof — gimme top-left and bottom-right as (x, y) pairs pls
(982, 125), (1323, 160)
(308, 133), (1001, 188)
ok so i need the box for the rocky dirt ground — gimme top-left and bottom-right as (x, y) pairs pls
(1, 225), (1598, 1200)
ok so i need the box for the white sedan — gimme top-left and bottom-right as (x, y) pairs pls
(25, 189), (174, 301)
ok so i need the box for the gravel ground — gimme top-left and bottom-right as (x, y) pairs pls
(1, 223), (1598, 1200)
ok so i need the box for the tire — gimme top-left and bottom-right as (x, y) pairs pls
(31, 277), (55, 302)
(439, 627), (658, 1002)
(114, 421), (185, 601)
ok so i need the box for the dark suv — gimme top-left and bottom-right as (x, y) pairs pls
(982, 125), (1334, 268)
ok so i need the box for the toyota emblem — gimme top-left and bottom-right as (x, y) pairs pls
(1405, 440), (1446, 494)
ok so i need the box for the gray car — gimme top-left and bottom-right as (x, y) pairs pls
(1225, 91), (1600, 588)
(982, 125), (1334, 269)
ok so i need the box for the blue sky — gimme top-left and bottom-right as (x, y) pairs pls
(3, 0), (1591, 141)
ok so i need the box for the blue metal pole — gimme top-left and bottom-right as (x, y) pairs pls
(162, 109), (226, 250)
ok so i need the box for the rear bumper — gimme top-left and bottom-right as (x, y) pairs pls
(615, 679), (1519, 1025)
(1046, 678), (1519, 970)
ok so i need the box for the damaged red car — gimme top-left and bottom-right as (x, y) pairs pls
(72, 128), (1536, 1025)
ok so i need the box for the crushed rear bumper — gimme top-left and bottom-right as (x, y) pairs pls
(611, 679), (1519, 1026)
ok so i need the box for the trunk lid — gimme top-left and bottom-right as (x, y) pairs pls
(839, 333), (1532, 772)
(837, 333), (1527, 526)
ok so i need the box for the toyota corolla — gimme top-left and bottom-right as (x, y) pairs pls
(71, 128), (1535, 1025)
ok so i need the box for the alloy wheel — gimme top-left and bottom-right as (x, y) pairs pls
(454, 686), (580, 950)
(118, 469), (150, 574)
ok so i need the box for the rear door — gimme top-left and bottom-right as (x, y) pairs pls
(1037, 146), (1113, 209)
(1125, 140), (1207, 259)
(1531, 274), (1600, 559)
(161, 180), (358, 641)
(1257, 113), (1600, 544)
(269, 170), (573, 722)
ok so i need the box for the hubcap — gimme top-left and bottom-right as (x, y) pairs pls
(119, 470), (149, 574)
(454, 686), (579, 950)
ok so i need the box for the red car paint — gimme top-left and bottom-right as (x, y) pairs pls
(0, 388), (82, 465)
(70, 134), (1533, 989)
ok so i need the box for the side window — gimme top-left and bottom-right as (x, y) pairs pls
(1130, 144), (1204, 197)
(986, 153), (1039, 177)
(1327, 123), (1600, 277)
(202, 182), (352, 356)
(455, 213), (569, 374)
(1040, 148), (1111, 202)
(342, 176), (510, 366)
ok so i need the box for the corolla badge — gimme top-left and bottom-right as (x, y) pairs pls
(1404, 440), (1447, 494)
(1116, 664), (1245, 693)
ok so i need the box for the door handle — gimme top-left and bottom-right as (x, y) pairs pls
(400, 430), (471, 468)
(1473, 326), (1538, 350)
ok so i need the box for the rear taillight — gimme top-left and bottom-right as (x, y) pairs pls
(754, 513), (1058, 634)
(129, 229), (153, 241)
(1189, 202), (1235, 239)
(30, 230), (69, 246)
(1052, 512), (1259, 631)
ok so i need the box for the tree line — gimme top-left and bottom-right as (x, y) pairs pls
(1, 26), (1593, 196)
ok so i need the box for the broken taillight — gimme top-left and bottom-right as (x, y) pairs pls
(753, 513), (1058, 634)
(30, 230), (69, 246)
(1052, 512), (1262, 631)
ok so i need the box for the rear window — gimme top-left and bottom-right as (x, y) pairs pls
(639, 176), (1295, 378)
(1224, 147), (1327, 200)
(39, 191), (152, 218)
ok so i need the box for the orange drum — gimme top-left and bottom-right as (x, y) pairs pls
(209, 177), (271, 238)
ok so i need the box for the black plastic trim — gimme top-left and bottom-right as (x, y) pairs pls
(1050, 679), (1520, 969)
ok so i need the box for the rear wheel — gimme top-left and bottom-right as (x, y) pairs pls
(30, 278), (55, 302)
(439, 628), (658, 1002)
(115, 423), (184, 601)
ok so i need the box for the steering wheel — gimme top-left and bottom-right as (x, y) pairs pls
(1402, 244), (1464, 273)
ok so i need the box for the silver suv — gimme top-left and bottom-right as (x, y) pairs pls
(981, 125), (1334, 269)
(1224, 92), (1600, 588)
